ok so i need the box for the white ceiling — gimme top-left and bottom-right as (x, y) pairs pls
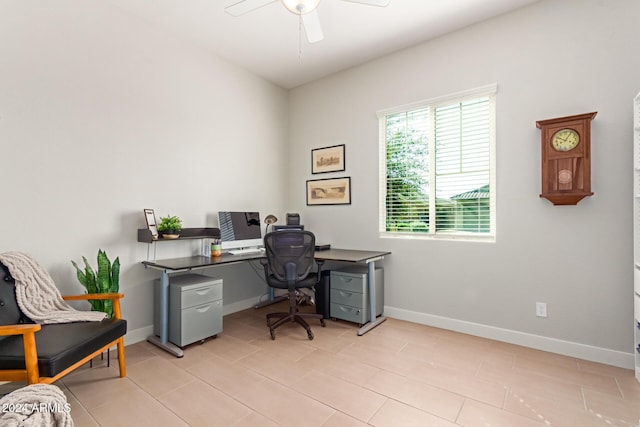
(104, 0), (540, 89)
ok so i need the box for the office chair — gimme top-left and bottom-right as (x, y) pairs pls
(261, 230), (325, 340)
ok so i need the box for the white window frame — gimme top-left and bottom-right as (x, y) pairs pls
(377, 84), (497, 242)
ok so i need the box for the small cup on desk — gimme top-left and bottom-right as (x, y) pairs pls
(211, 242), (222, 257)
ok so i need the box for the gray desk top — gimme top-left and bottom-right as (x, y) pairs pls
(142, 253), (263, 271)
(142, 248), (390, 272)
(313, 248), (391, 263)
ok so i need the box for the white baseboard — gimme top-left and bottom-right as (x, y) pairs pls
(384, 306), (635, 370)
(123, 325), (153, 346)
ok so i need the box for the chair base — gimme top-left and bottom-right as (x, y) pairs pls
(266, 293), (325, 340)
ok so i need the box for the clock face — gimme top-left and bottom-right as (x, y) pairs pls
(551, 128), (580, 152)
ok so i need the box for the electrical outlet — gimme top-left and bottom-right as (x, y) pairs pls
(536, 302), (548, 318)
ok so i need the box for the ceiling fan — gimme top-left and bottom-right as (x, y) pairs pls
(225, 0), (391, 44)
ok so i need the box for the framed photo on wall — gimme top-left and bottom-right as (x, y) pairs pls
(311, 144), (345, 174)
(306, 177), (351, 205)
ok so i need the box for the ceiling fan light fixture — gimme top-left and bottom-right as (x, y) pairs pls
(281, 0), (321, 15)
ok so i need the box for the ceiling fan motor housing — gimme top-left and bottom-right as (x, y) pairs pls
(281, 0), (321, 15)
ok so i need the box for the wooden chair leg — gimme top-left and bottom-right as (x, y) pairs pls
(116, 337), (126, 378)
(22, 332), (40, 384)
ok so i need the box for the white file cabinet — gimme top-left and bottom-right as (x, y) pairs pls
(154, 274), (223, 347)
(330, 266), (383, 325)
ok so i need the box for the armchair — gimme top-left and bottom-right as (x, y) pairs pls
(261, 230), (325, 340)
(0, 262), (127, 384)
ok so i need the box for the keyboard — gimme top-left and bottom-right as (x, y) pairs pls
(228, 247), (265, 255)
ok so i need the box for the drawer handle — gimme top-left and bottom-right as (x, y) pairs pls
(339, 291), (353, 297)
(196, 305), (211, 313)
(195, 288), (212, 296)
(338, 306), (359, 315)
(341, 278), (353, 283)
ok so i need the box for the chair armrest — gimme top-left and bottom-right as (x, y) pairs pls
(0, 324), (41, 336)
(62, 293), (125, 319)
(62, 293), (124, 301)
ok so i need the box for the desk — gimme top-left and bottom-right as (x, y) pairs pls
(142, 248), (390, 357)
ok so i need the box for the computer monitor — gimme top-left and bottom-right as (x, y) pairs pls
(218, 211), (263, 251)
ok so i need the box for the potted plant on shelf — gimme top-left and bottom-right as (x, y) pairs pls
(157, 214), (183, 239)
(71, 249), (120, 318)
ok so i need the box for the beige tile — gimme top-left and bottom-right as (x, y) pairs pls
(47, 305), (640, 426)
(126, 355), (196, 397)
(320, 411), (370, 427)
(291, 370), (387, 422)
(70, 412), (100, 427)
(184, 356), (267, 400)
(338, 341), (423, 376)
(369, 399), (459, 427)
(230, 411), (281, 427)
(513, 356), (622, 396)
(410, 361), (507, 407)
(583, 388), (640, 424)
(238, 347), (321, 386)
(233, 377), (335, 427)
(364, 369), (464, 421)
(299, 349), (381, 386)
(456, 399), (547, 427)
(61, 365), (140, 410)
(478, 361), (586, 410)
(158, 379), (253, 427)
(201, 333), (262, 362)
(503, 387), (624, 427)
(88, 387), (188, 426)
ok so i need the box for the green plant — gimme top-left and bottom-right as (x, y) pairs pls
(71, 249), (120, 318)
(157, 214), (183, 233)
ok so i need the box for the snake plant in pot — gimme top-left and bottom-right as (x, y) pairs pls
(71, 249), (120, 318)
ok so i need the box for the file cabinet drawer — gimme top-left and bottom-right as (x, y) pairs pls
(330, 303), (368, 324)
(179, 282), (222, 309)
(330, 272), (366, 293)
(330, 288), (366, 309)
(172, 300), (223, 347)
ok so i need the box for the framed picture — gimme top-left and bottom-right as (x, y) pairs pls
(306, 177), (351, 205)
(311, 144), (345, 174)
(144, 208), (158, 239)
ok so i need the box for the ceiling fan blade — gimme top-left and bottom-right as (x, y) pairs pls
(340, 0), (390, 6)
(301, 9), (323, 43)
(225, 0), (277, 17)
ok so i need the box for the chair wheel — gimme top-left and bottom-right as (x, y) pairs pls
(307, 330), (314, 340)
(320, 319), (326, 327)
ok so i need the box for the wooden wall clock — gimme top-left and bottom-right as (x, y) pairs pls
(536, 112), (597, 205)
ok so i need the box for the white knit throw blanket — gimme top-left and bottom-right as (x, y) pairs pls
(0, 383), (73, 427)
(0, 251), (106, 324)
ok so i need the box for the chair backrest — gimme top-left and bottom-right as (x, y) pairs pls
(0, 262), (29, 326)
(263, 230), (316, 284)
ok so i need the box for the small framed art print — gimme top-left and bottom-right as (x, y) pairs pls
(311, 144), (345, 174)
(306, 177), (351, 205)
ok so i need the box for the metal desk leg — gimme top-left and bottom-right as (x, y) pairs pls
(357, 260), (387, 336)
(254, 286), (288, 309)
(147, 270), (184, 357)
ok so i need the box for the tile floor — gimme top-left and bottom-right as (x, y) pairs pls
(3, 302), (640, 426)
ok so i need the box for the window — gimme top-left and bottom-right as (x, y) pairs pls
(378, 84), (496, 241)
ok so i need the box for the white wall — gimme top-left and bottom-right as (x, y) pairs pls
(289, 0), (640, 367)
(0, 0), (289, 340)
